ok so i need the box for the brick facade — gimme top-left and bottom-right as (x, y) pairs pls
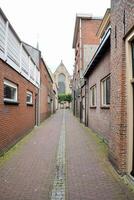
(72, 15), (102, 119)
(110, 0), (134, 174)
(40, 58), (53, 122)
(0, 8), (55, 154)
(88, 49), (110, 142)
(0, 59), (38, 153)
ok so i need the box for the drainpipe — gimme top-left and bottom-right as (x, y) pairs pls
(38, 87), (41, 125)
(79, 18), (82, 120)
(85, 78), (89, 127)
(38, 54), (41, 125)
(79, 18), (82, 70)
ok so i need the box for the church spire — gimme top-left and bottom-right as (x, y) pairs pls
(36, 41), (39, 50)
(60, 60), (63, 65)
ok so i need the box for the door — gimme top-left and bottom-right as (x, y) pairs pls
(82, 97), (85, 123)
(130, 40), (134, 176)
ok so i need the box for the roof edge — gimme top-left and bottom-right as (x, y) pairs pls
(84, 28), (111, 77)
(41, 57), (53, 83)
(96, 8), (111, 38)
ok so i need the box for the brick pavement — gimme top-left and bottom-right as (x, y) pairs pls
(65, 110), (134, 200)
(51, 110), (66, 200)
(0, 111), (63, 200)
(0, 110), (134, 200)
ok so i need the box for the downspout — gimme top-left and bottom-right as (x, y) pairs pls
(85, 79), (87, 126)
(79, 18), (82, 120)
(38, 86), (41, 125)
(85, 78), (89, 127)
(80, 87), (82, 123)
(80, 18), (82, 70)
(38, 52), (41, 125)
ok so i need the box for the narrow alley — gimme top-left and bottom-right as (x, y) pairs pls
(0, 110), (134, 200)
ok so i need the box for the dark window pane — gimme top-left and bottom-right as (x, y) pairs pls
(4, 85), (16, 100)
(106, 77), (110, 105)
(26, 92), (32, 103)
(91, 87), (96, 106)
(92, 87), (95, 106)
(58, 82), (65, 94)
(58, 73), (66, 94)
(27, 95), (31, 102)
(103, 81), (106, 105)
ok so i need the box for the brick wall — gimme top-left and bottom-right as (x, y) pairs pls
(40, 59), (52, 123)
(81, 19), (101, 44)
(110, 0), (134, 174)
(0, 59), (37, 153)
(73, 18), (102, 118)
(88, 49), (110, 142)
(81, 19), (101, 69)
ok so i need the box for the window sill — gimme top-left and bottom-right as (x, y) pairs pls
(4, 100), (19, 105)
(101, 105), (110, 109)
(90, 106), (96, 109)
(26, 103), (33, 106)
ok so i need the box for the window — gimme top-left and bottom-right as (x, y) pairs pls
(26, 91), (33, 104)
(4, 80), (18, 102)
(101, 76), (110, 106)
(90, 85), (96, 107)
(58, 73), (66, 94)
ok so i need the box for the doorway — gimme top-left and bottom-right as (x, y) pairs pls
(130, 40), (134, 176)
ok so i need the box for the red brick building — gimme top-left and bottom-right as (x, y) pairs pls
(82, 0), (134, 179)
(23, 43), (55, 122)
(110, 0), (134, 176)
(72, 14), (102, 123)
(0, 8), (54, 155)
(0, 9), (40, 154)
(40, 58), (54, 122)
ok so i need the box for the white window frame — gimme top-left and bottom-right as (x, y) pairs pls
(101, 75), (110, 106)
(4, 79), (18, 102)
(26, 91), (33, 104)
(90, 85), (96, 107)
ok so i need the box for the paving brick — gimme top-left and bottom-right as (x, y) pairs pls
(65, 110), (134, 200)
(0, 111), (63, 200)
(0, 110), (134, 200)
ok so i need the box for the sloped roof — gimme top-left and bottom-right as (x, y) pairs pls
(54, 60), (71, 76)
(96, 8), (111, 39)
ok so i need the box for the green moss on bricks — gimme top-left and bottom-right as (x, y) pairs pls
(83, 125), (108, 156)
(0, 129), (35, 167)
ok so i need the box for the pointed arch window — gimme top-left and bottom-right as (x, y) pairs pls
(58, 73), (66, 94)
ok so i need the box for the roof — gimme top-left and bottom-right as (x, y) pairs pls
(96, 8), (111, 39)
(23, 42), (41, 68)
(84, 28), (111, 78)
(54, 60), (71, 76)
(0, 8), (38, 68)
(72, 13), (102, 48)
(41, 58), (53, 83)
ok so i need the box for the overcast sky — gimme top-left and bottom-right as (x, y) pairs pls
(1, 0), (110, 74)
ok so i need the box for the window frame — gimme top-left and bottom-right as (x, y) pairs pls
(90, 84), (97, 108)
(132, 40), (134, 77)
(26, 91), (33, 105)
(101, 75), (110, 108)
(4, 79), (18, 103)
